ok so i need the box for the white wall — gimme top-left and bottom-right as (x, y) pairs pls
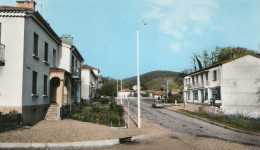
(0, 15), (25, 108)
(221, 55), (260, 117)
(81, 69), (90, 99)
(58, 44), (71, 72)
(119, 92), (131, 98)
(22, 17), (59, 106)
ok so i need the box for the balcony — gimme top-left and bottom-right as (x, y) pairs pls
(186, 81), (209, 89)
(0, 44), (5, 66)
(71, 67), (81, 79)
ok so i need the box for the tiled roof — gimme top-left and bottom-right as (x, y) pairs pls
(82, 65), (99, 71)
(0, 6), (33, 11)
(50, 67), (66, 72)
(119, 90), (134, 93)
(186, 54), (260, 76)
(0, 6), (61, 44)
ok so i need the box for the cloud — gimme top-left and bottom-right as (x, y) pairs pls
(144, 0), (219, 39)
(169, 42), (181, 52)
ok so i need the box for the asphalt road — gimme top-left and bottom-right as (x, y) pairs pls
(122, 98), (260, 147)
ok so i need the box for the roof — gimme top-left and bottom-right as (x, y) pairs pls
(50, 67), (70, 76)
(0, 6), (33, 11)
(71, 45), (84, 62)
(0, 6), (61, 44)
(119, 90), (134, 93)
(82, 65), (99, 71)
(186, 54), (260, 76)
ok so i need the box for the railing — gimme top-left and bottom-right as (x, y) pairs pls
(0, 43), (5, 66)
(71, 67), (81, 78)
(186, 81), (209, 88)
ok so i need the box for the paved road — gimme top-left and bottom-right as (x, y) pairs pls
(122, 98), (260, 147)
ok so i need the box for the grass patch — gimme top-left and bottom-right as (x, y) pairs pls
(177, 109), (260, 133)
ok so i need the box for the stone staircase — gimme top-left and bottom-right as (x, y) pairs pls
(45, 104), (60, 120)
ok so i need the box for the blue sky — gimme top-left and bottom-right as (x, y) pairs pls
(1, 0), (260, 79)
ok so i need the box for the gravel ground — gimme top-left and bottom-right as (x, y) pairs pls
(165, 103), (202, 112)
(0, 118), (259, 150)
(0, 118), (151, 143)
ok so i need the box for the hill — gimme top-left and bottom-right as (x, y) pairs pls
(123, 70), (184, 91)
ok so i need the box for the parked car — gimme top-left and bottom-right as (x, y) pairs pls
(152, 101), (164, 108)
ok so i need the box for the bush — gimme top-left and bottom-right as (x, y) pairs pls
(94, 97), (113, 104)
(0, 110), (23, 124)
(69, 98), (125, 127)
(167, 94), (183, 103)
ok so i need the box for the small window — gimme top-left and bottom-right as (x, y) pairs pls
(33, 33), (39, 56)
(44, 42), (48, 62)
(213, 70), (217, 81)
(32, 71), (38, 95)
(44, 75), (48, 95)
(53, 49), (56, 67)
(206, 72), (208, 80)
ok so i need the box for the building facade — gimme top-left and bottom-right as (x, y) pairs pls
(183, 54), (260, 118)
(81, 65), (99, 100)
(0, 1), (85, 124)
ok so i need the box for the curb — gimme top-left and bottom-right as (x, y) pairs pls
(167, 108), (260, 136)
(0, 135), (146, 149)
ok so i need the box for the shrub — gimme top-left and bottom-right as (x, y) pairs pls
(69, 98), (125, 127)
(167, 94), (183, 103)
(0, 110), (23, 124)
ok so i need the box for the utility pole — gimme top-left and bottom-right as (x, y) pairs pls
(121, 78), (122, 104)
(137, 30), (141, 128)
(166, 80), (168, 99)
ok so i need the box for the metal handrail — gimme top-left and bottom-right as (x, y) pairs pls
(71, 67), (81, 77)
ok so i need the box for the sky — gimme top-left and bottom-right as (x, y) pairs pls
(1, 0), (260, 79)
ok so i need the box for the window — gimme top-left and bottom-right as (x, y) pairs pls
(0, 23), (1, 43)
(185, 79), (187, 85)
(193, 90), (198, 100)
(192, 76), (194, 85)
(71, 56), (74, 68)
(32, 71), (38, 95)
(44, 42), (48, 62)
(33, 33), (39, 56)
(205, 89), (208, 100)
(206, 72), (208, 80)
(211, 87), (221, 100)
(44, 75), (48, 95)
(213, 70), (217, 81)
(186, 91), (190, 100)
(53, 49), (56, 67)
(188, 78), (190, 85)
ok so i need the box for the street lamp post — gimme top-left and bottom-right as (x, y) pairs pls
(137, 30), (141, 128)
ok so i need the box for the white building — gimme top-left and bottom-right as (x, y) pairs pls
(81, 65), (99, 100)
(183, 54), (260, 118)
(118, 90), (134, 98)
(0, 1), (84, 124)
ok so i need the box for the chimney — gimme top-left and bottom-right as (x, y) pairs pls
(16, 1), (36, 11)
(61, 35), (73, 45)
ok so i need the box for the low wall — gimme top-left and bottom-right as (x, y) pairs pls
(221, 105), (260, 118)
